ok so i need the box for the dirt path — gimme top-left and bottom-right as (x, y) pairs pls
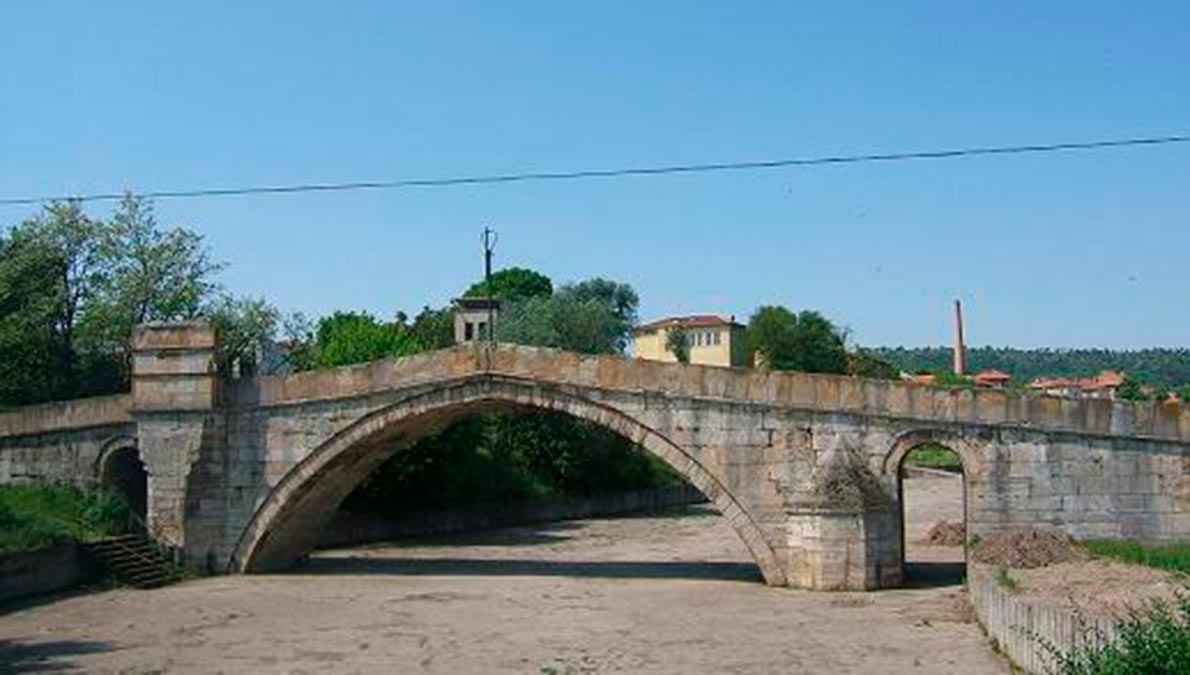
(1, 475), (1003, 674)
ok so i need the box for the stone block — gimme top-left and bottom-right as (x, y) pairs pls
(975, 390), (1009, 425)
(133, 322), (215, 350)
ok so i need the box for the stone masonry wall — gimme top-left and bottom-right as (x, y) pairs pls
(2, 333), (1189, 591)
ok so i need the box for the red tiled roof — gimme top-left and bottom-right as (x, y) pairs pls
(634, 314), (740, 333)
(1028, 370), (1125, 391)
(973, 369), (1011, 384)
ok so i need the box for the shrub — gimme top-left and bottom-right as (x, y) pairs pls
(1048, 594), (1190, 675)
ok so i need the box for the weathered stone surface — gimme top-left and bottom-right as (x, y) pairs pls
(2, 325), (1189, 592)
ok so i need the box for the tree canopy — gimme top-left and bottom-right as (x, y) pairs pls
(746, 305), (849, 374)
(495, 277), (639, 355)
(0, 197), (235, 406)
(464, 267), (552, 303)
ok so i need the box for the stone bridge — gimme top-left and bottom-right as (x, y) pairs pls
(2, 323), (1189, 590)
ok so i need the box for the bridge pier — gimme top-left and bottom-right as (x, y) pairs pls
(131, 323), (222, 562)
(785, 509), (901, 590)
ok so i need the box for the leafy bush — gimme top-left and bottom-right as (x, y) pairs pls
(0, 483), (135, 551)
(342, 411), (684, 516)
(1048, 594), (1190, 675)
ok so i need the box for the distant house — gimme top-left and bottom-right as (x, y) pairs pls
(972, 369), (1011, 388)
(1028, 370), (1125, 400)
(632, 315), (749, 367)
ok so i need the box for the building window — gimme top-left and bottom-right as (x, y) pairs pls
(712, 331), (721, 346)
(464, 322), (474, 341)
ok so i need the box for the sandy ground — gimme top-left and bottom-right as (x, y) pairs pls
(1, 474), (1005, 674)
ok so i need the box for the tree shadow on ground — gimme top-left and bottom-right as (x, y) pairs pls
(902, 561), (966, 589)
(0, 639), (111, 673)
(296, 556), (763, 582)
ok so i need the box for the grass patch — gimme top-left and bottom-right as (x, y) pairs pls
(1083, 540), (1190, 575)
(995, 565), (1020, 591)
(0, 483), (135, 552)
(903, 443), (964, 473)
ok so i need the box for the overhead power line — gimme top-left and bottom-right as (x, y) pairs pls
(2, 134), (1188, 206)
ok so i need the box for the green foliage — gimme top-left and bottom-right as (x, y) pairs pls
(0, 196), (223, 406)
(1083, 540), (1190, 574)
(746, 305), (848, 374)
(496, 277), (639, 355)
(407, 305), (455, 351)
(465, 267), (553, 302)
(1048, 594), (1190, 675)
(869, 346), (1190, 391)
(846, 350), (900, 379)
(292, 311), (422, 370)
(206, 295), (281, 375)
(343, 411), (682, 515)
(903, 444), (964, 473)
(0, 483), (135, 551)
(82, 195), (222, 357)
(666, 326), (691, 363)
(995, 565), (1020, 591)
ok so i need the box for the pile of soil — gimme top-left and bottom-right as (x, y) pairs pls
(970, 527), (1079, 569)
(921, 520), (966, 546)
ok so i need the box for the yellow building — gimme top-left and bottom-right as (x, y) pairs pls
(631, 315), (750, 367)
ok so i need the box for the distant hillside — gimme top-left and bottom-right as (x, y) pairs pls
(865, 347), (1190, 387)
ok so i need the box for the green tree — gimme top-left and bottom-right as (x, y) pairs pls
(406, 305), (455, 351)
(464, 267), (552, 302)
(666, 326), (691, 363)
(555, 278), (638, 353)
(0, 197), (224, 405)
(206, 295), (281, 376)
(846, 350), (899, 379)
(0, 230), (70, 405)
(746, 305), (849, 374)
(83, 194), (222, 361)
(300, 311), (422, 369)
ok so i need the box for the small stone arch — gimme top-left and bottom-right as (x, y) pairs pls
(883, 428), (988, 583)
(95, 437), (148, 520)
(228, 377), (785, 585)
(882, 427), (987, 478)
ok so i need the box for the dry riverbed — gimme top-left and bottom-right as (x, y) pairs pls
(1, 474), (1004, 674)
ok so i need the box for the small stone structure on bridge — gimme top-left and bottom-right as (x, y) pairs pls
(2, 322), (1188, 590)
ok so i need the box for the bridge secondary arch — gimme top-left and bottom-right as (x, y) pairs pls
(228, 377), (786, 585)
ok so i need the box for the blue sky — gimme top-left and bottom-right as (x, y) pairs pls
(1, 2), (1187, 348)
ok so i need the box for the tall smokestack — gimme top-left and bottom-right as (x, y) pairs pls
(953, 299), (967, 376)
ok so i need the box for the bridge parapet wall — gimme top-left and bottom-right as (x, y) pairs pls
(234, 344), (1189, 445)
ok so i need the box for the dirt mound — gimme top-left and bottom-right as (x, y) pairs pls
(970, 528), (1079, 569)
(921, 520), (966, 546)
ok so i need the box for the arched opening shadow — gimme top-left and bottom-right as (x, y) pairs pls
(230, 380), (780, 584)
(98, 445), (147, 522)
(897, 442), (968, 588)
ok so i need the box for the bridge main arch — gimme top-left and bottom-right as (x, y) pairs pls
(229, 377), (785, 585)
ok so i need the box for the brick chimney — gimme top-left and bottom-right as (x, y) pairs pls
(953, 299), (967, 376)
